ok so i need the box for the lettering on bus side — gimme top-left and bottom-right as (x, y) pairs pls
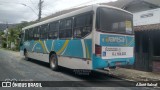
(106, 37), (125, 43)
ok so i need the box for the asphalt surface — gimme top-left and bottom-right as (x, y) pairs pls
(0, 49), (158, 90)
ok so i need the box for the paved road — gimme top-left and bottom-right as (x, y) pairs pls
(0, 49), (157, 90)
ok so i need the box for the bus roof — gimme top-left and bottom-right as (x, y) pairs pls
(22, 4), (132, 31)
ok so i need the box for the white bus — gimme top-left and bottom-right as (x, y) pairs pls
(20, 5), (134, 71)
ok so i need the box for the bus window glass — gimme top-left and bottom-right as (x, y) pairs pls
(33, 27), (37, 40)
(66, 19), (72, 29)
(60, 20), (65, 30)
(75, 16), (85, 27)
(49, 21), (59, 39)
(33, 27), (40, 40)
(25, 30), (28, 41)
(59, 18), (72, 39)
(28, 28), (33, 40)
(74, 12), (92, 38)
(96, 7), (133, 34)
(40, 24), (48, 39)
(50, 22), (55, 31)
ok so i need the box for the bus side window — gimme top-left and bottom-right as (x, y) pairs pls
(74, 13), (92, 38)
(65, 19), (72, 38)
(37, 27), (40, 39)
(39, 26), (42, 39)
(33, 27), (39, 40)
(59, 18), (72, 39)
(48, 21), (58, 39)
(33, 27), (36, 40)
(28, 29), (30, 40)
(31, 28), (34, 40)
(59, 20), (66, 38)
(28, 28), (33, 40)
(41, 24), (49, 39)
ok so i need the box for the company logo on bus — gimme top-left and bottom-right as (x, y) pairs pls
(106, 37), (125, 43)
(24, 42), (30, 47)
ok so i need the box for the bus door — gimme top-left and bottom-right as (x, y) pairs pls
(20, 31), (25, 56)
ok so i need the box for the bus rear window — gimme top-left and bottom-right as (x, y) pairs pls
(96, 7), (133, 34)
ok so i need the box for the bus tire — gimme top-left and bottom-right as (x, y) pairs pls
(24, 50), (29, 61)
(49, 54), (58, 71)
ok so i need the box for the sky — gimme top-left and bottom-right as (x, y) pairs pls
(0, 0), (117, 24)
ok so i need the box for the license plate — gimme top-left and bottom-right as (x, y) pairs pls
(101, 46), (134, 59)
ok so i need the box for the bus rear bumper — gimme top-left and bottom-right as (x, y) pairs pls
(92, 54), (134, 69)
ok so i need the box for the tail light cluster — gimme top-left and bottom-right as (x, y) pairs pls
(95, 45), (102, 56)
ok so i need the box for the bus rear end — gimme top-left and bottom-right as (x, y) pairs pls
(92, 6), (134, 69)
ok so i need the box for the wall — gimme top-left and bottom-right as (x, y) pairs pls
(133, 8), (160, 26)
(126, 2), (155, 13)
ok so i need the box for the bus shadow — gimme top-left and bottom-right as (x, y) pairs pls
(27, 58), (118, 81)
(27, 58), (50, 68)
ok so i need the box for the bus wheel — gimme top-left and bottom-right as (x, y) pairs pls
(49, 54), (58, 71)
(24, 51), (29, 61)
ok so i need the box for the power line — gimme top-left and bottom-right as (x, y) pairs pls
(21, 3), (38, 16)
(75, 0), (96, 7)
(29, 0), (38, 10)
(0, 1), (20, 4)
(0, 1), (41, 21)
(49, 0), (97, 13)
(0, 1), (38, 16)
(37, 0), (97, 19)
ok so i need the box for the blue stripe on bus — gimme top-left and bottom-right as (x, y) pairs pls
(24, 39), (92, 59)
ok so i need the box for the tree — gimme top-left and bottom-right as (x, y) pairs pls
(0, 31), (7, 48)
(7, 21), (29, 50)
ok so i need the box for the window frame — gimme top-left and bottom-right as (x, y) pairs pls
(40, 24), (49, 40)
(28, 28), (34, 40)
(59, 17), (73, 39)
(96, 7), (134, 35)
(73, 11), (93, 39)
(23, 11), (93, 40)
(33, 26), (40, 40)
(48, 21), (59, 39)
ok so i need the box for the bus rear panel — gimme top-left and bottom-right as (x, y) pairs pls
(92, 6), (134, 69)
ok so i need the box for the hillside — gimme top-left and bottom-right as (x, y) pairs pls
(0, 24), (16, 31)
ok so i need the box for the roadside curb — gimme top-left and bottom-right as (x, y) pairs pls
(107, 69), (160, 82)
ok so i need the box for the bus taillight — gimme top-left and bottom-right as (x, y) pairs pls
(95, 45), (102, 56)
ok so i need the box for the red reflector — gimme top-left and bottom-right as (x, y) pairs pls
(95, 45), (102, 56)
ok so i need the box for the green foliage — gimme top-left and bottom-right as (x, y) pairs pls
(0, 31), (6, 48)
(0, 31), (4, 35)
(0, 21), (29, 50)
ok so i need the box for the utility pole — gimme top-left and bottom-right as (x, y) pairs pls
(38, 0), (43, 21)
